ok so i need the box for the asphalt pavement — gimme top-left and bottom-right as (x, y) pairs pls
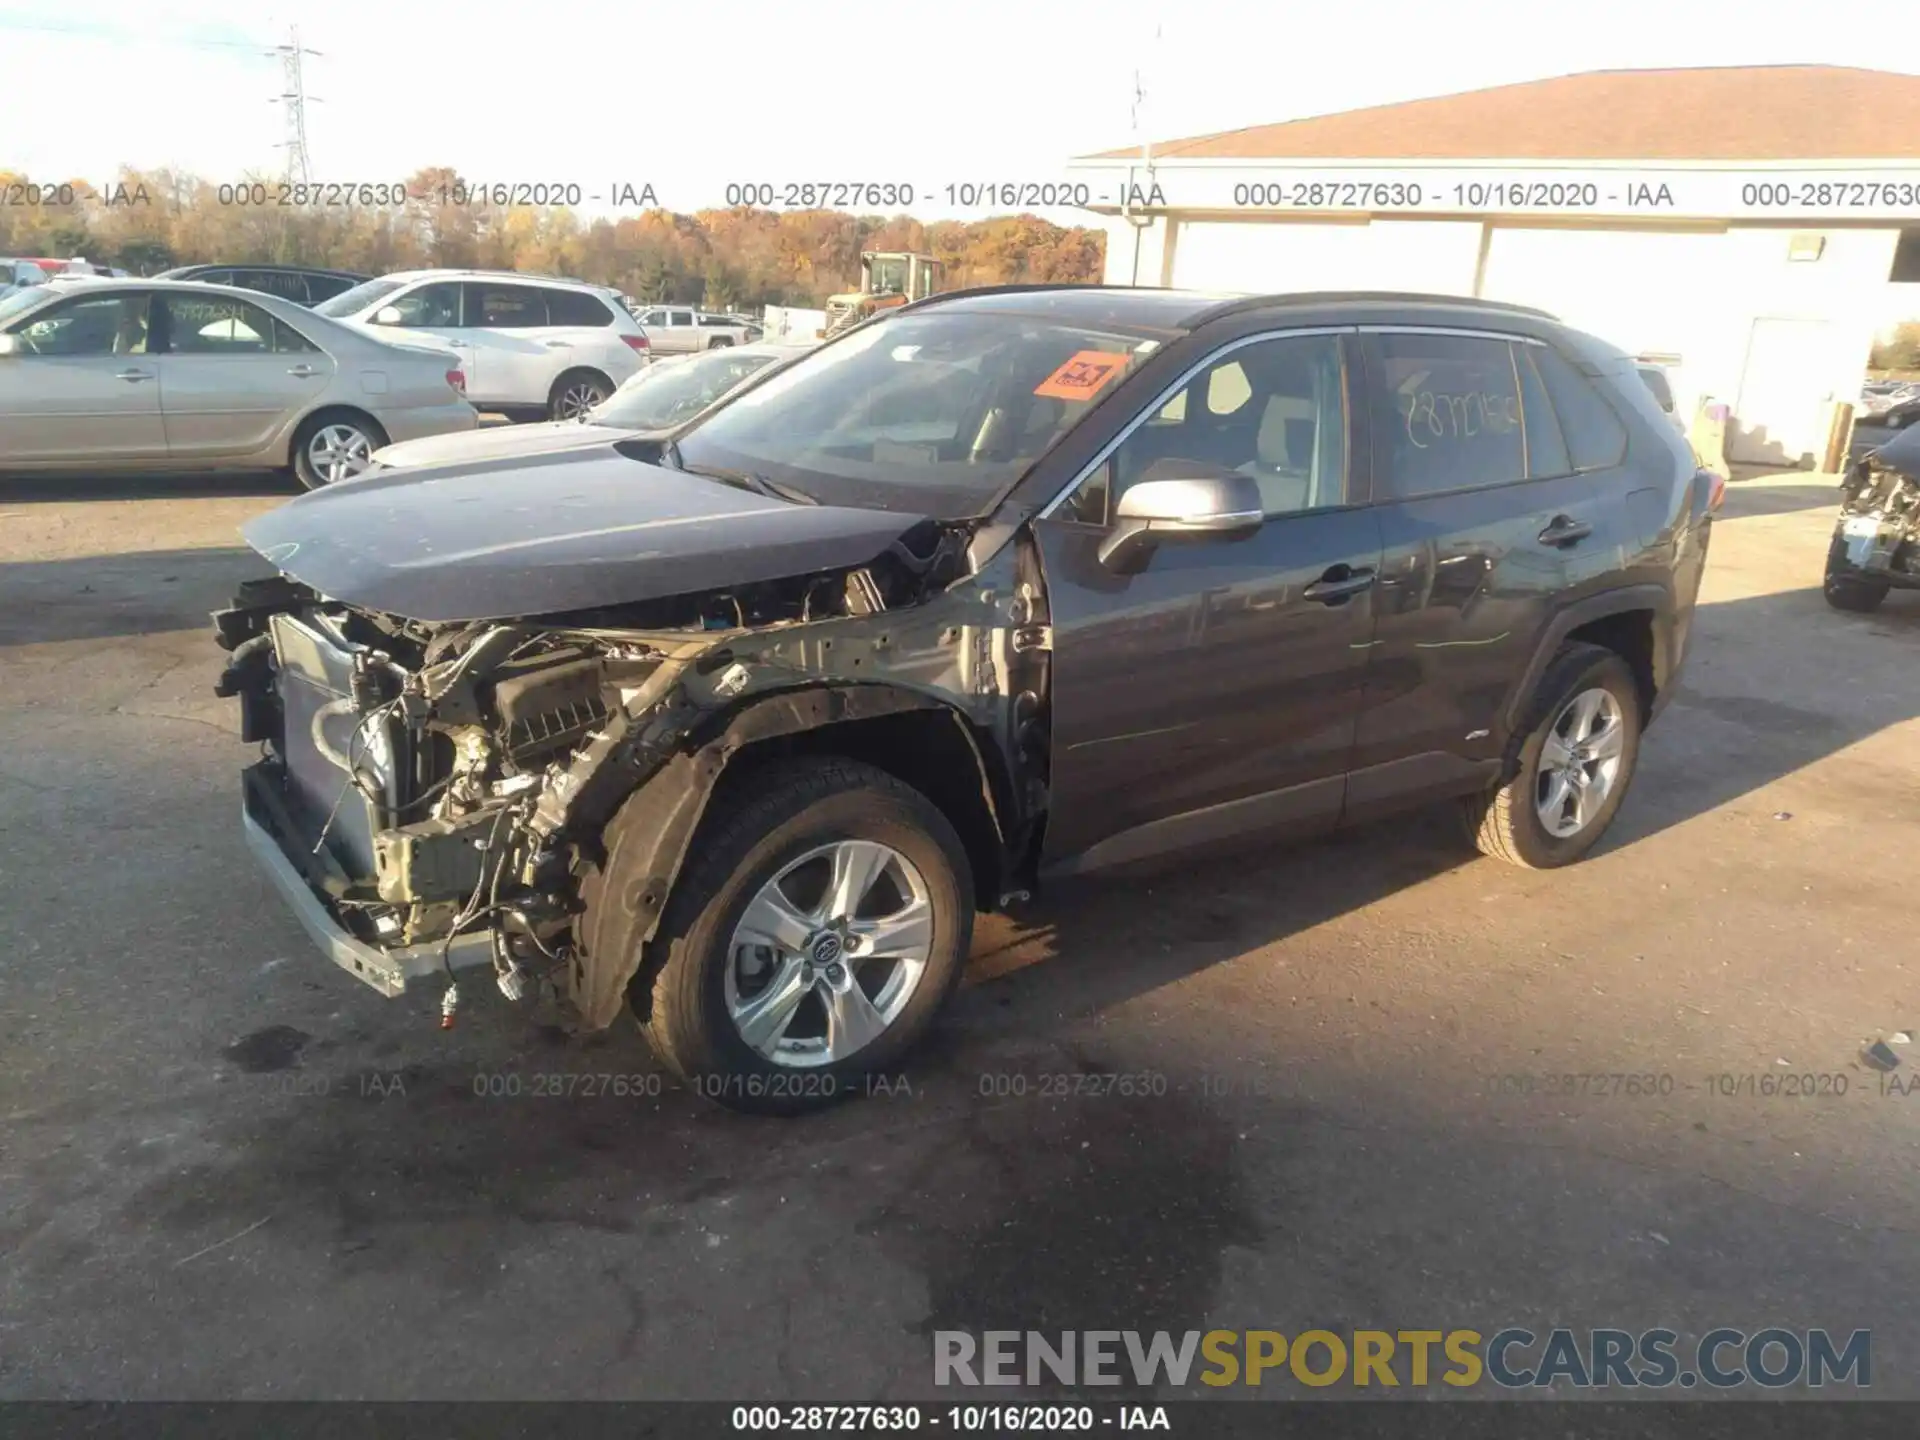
(1, 468), (1917, 1401)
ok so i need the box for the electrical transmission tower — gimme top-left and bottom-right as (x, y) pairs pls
(270, 26), (321, 184)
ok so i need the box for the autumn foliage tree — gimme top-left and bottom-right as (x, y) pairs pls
(0, 166), (1106, 306)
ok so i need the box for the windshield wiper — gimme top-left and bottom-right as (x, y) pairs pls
(686, 464), (818, 506)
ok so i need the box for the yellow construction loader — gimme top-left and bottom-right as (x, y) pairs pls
(822, 251), (941, 335)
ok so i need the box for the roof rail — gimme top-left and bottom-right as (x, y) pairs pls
(1187, 290), (1559, 326)
(896, 281), (1185, 314)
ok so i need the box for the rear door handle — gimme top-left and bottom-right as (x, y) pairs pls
(287, 365), (321, 378)
(543, 340), (571, 349)
(1538, 515), (1593, 547)
(115, 368), (152, 382)
(1302, 565), (1376, 603)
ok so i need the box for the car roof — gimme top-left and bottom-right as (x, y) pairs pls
(908, 283), (1560, 334)
(161, 262), (368, 278)
(7, 277), (310, 300)
(377, 269), (616, 293)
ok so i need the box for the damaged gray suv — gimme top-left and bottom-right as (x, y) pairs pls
(215, 286), (1718, 1113)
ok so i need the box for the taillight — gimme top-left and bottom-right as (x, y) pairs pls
(446, 368), (466, 395)
(621, 333), (649, 353)
(1698, 466), (1725, 514)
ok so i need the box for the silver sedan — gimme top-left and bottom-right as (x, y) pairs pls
(0, 279), (478, 487)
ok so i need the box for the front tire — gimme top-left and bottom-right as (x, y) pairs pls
(633, 758), (975, 1115)
(1459, 643), (1643, 869)
(1824, 541), (1890, 612)
(291, 411), (387, 490)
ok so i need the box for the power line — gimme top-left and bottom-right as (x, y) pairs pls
(0, 19), (265, 50)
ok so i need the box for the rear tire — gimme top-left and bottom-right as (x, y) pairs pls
(548, 369), (613, 422)
(632, 757), (975, 1116)
(1459, 643), (1642, 869)
(707, 336), (734, 350)
(290, 411), (387, 490)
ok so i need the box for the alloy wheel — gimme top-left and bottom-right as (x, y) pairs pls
(1535, 687), (1626, 838)
(723, 840), (935, 1068)
(307, 423), (374, 483)
(555, 381), (604, 420)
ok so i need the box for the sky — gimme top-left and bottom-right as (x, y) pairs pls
(1, 0), (1908, 224)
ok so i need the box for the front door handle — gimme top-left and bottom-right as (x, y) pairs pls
(1538, 515), (1593, 547)
(1302, 565), (1376, 603)
(115, 368), (152, 382)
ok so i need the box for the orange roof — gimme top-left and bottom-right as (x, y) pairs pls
(1082, 66), (1920, 162)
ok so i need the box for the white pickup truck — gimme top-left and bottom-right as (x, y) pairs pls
(632, 305), (761, 354)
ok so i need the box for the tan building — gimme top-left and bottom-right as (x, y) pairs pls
(1068, 66), (1920, 466)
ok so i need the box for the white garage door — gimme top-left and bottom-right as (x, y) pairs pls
(1170, 220), (1482, 296)
(1729, 318), (1844, 465)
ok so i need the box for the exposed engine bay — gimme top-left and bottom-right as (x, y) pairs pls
(1833, 451), (1920, 588)
(213, 516), (1051, 1028)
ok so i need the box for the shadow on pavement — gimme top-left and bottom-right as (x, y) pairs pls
(0, 547), (271, 646)
(0, 471), (299, 503)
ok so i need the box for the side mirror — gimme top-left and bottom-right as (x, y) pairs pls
(372, 306), (404, 326)
(1098, 459), (1265, 572)
(0, 334), (17, 357)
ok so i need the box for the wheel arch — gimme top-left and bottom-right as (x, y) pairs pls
(550, 364), (615, 398)
(573, 683), (1015, 1031)
(1501, 585), (1673, 737)
(286, 403), (389, 469)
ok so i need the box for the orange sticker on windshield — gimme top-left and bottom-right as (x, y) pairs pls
(1033, 350), (1131, 402)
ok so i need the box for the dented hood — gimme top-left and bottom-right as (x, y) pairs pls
(241, 445), (932, 623)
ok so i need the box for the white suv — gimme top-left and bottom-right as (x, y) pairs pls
(315, 270), (650, 420)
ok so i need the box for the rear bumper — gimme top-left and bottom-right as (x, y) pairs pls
(375, 399), (480, 446)
(241, 773), (493, 999)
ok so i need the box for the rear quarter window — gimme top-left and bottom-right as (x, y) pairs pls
(547, 289), (615, 327)
(1533, 345), (1630, 471)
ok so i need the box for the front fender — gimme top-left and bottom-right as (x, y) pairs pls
(568, 683), (988, 1031)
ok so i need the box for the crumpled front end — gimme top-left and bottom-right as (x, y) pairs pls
(1832, 445), (1920, 590)
(211, 514), (1029, 1026)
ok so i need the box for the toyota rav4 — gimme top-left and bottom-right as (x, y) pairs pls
(214, 287), (1717, 1113)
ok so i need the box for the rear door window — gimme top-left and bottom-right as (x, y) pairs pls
(1364, 331), (1526, 499)
(232, 270), (311, 304)
(468, 284), (551, 329)
(161, 294), (282, 354)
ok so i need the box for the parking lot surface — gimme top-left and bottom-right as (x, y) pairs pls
(1, 468), (1917, 1399)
